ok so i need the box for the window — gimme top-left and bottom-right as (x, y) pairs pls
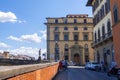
(95, 32), (97, 43)
(64, 19), (67, 23)
(105, 0), (110, 14)
(100, 9), (102, 19)
(107, 0), (110, 12)
(84, 19), (87, 23)
(107, 20), (111, 35)
(97, 51), (100, 63)
(64, 44), (69, 60)
(98, 29), (101, 41)
(74, 27), (78, 30)
(84, 27), (88, 30)
(64, 34), (69, 41)
(102, 5), (105, 17)
(64, 27), (68, 30)
(85, 55), (89, 62)
(114, 5), (118, 23)
(55, 42), (59, 61)
(74, 34), (78, 41)
(84, 34), (88, 41)
(55, 19), (58, 23)
(54, 34), (59, 41)
(64, 44), (69, 51)
(105, 2), (108, 14)
(74, 19), (77, 23)
(84, 44), (89, 53)
(54, 27), (59, 31)
(102, 25), (105, 39)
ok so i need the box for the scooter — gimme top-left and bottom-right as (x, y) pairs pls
(107, 66), (120, 80)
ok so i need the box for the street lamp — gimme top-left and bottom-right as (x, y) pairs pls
(37, 49), (41, 63)
(55, 41), (59, 62)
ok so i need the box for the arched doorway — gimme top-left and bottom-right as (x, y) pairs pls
(74, 53), (80, 65)
(70, 42), (83, 65)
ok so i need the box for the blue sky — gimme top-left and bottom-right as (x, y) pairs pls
(0, 0), (92, 59)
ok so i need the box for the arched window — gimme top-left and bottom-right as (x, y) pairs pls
(107, 20), (111, 35)
(102, 25), (105, 39)
(84, 44), (89, 62)
(113, 5), (118, 23)
(55, 42), (59, 61)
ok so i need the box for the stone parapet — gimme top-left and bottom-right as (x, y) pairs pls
(0, 62), (59, 80)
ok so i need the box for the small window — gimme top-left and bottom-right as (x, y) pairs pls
(64, 27), (68, 30)
(54, 27), (59, 31)
(74, 19), (77, 23)
(74, 27), (78, 30)
(84, 19), (87, 23)
(84, 27), (88, 30)
(55, 19), (58, 23)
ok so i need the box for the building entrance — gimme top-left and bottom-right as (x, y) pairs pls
(74, 53), (80, 65)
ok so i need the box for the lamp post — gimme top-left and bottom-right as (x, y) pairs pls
(37, 49), (41, 63)
(55, 41), (59, 62)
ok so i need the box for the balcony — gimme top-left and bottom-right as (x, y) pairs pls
(91, 30), (113, 48)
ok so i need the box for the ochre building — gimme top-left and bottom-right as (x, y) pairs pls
(45, 14), (94, 65)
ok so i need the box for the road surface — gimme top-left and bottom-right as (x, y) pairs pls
(53, 66), (117, 80)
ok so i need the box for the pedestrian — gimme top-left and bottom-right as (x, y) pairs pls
(59, 60), (63, 71)
(62, 60), (66, 70)
(101, 61), (104, 72)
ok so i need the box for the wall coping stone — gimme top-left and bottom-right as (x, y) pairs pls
(0, 62), (58, 79)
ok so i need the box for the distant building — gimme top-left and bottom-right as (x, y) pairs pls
(0, 52), (3, 58)
(87, 0), (114, 69)
(45, 14), (94, 65)
(110, 0), (120, 67)
(15, 55), (35, 60)
(3, 51), (10, 59)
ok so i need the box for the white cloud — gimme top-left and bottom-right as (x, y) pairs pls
(40, 30), (46, 40)
(0, 42), (10, 48)
(0, 11), (25, 23)
(8, 33), (42, 43)
(8, 35), (22, 41)
(0, 47), (47, 59)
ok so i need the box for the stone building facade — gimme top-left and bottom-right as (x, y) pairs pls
(87, 0), (114, 69)
(110, 0), (120, 67)
(45, 14), (94, 65)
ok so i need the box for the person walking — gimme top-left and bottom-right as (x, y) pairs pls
(59, 60), (63, 71)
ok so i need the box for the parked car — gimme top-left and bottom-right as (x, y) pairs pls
(85, 62), (101, 71)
